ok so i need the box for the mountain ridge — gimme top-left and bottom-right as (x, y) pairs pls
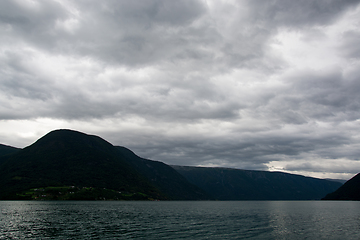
(172, 165), (343, 200)
(0, 129), (208, 200)
(116, 146), (210, 200)
(0, 129), (344, 200)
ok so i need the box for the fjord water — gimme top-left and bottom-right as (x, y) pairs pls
(1, 201), (359, 239)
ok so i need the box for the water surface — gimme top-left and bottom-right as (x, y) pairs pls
(1, 201), (359, 239)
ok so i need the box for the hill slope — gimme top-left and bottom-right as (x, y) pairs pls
(322, 173), (360, 200)
(172, 166), (342, 200)
(116, 146), (210, 200)
(0, 129), (164, 200)
(0, 144), (20, 165)
(0, 144), (20, 157)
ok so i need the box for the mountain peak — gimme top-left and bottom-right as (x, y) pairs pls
(27, 129), (114, 155)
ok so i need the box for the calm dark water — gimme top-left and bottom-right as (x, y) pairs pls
(1, 201), (359, 239)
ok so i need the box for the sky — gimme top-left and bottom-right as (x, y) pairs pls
(1, 0), (360, 180)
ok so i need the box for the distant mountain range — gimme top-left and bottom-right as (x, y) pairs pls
(0, 129), (347, 200)
(172, 166), (343, 200)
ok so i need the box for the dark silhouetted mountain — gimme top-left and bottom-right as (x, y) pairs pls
(0, 144), (20, 157)
(0, 129), (164, 200)
(172, 166), (342, 200)
(0, 129), (210, 200)
(0, 129), (345, 201)
(116, 146), (210, 200)
(322, 173), (360, 200)
(0, 144), (20, 165)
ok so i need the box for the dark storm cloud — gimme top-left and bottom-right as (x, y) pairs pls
(0, 0), (70, 49)
(286, 69), (360, 122)
(0, 0), (208, 67)
(261, 69), (360, 124)
(69, 0), (208, 66)
(98, 117), (355, 172)
(246, 0), (359, 27)
(1, 0), (360, 179)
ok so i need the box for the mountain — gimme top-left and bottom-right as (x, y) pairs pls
(0, 144), (20, 165)
(0, 129), (344, 201)
(172, 166), (343, 200)
(324, 178), (347, 184)
(116, 146), (210, 200)
(322, 173), (360, 200)
(0, 144), (20, 157)
(0, 129), (209, 200)
(0, 130), (165, 200)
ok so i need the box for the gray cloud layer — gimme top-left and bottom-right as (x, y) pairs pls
(1, 0), (360, 179)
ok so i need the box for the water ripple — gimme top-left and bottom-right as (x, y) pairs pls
(1, 201), (360, 239)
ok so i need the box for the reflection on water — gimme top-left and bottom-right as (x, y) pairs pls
(267, 201), (360, 239)
(1, 201), (360, 239)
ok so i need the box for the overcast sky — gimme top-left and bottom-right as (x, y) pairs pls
(1, 0), (360, 180)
